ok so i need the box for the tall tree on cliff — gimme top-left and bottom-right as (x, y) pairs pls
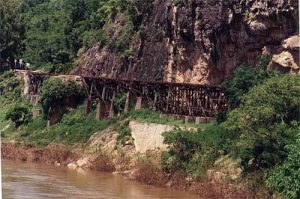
(0, 0), (25, 70)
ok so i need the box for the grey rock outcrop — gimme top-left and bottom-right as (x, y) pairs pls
(74, 0), (299, 85)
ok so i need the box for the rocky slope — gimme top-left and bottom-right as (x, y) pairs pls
(74, 0), (299, 85)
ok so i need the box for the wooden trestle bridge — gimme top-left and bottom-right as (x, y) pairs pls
(16, 70), (228, 122)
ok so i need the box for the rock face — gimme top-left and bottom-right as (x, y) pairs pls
(269, 35), (300, 73)
(74, 0), (299, 85)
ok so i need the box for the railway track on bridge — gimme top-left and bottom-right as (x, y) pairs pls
(14, 70), (228, 120)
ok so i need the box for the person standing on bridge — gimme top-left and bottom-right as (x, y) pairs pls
(19, 59), (24, 70)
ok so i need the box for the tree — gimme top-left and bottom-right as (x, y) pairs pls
(266, 133), (300, 199)
(22, 0), (71, 68)
(40, 77), (84, 117)
(224, 55), (274, 107)
(0, 0), (25, 69)
(224, 75), (300, 170)
(161, 124), (227, 177)
(5, 105), (32, 128)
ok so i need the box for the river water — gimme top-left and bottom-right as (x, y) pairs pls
(2, 160), (197, 199)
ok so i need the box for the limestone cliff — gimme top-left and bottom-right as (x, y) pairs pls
(73, 0), (299, 85)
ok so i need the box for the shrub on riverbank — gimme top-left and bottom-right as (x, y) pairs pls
(5, 105), (32, 128)
(224, 74), (300, 171)
(161, 123), (227, 179)
(266, 133), (300, 199)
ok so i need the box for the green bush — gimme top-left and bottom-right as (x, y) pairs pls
(40, 77), (85, 117)
(82, 29), (108, 49)
(224, 75), (300, 170)
(224, 55), (274, 107)
(22, 116), (47, 134)
(266, 133), (300, 199)
(0, 71), (21, 104)
(5, 105), (32, 128)
(162, 123), (227, 178)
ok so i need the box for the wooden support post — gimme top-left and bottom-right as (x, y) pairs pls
(135, 96), (142, 111)
(205, 95), (209, 111)
(124, 91), (131, 113)
(166, 89), (171, 113)
(102, 86), (106, 99)
(108, 91), (115, 118)
(96, 100), (106, 120)
(108, 101), (114, 118)
(153, 92), (158, 110)
(84, 98), (92, 115)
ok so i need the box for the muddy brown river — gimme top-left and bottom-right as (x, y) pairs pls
(2, 160), (198, 199)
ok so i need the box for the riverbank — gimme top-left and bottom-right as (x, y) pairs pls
(2, 141), (258, 199)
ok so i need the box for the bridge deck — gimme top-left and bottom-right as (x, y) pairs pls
(16, 70), (227, 118)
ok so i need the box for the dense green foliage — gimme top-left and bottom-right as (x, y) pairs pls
(0, 71), (22, 104)
(22, 0), (71, 71)
(266, 134), (300, 199)
(224, 55), (274, 107)
(162, 123), (227, 178)
(5, 105), (32, 128)
(224, 75), (300, 170)
(0, 0), (25, 69)
(40, 77), (84, 117)
(0, 71), (22, 134)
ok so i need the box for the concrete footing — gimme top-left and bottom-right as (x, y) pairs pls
(124, 92), (131, 113)
(84, 99), (92, 115)
(108, 101), (114, 118)
(135, 96), (143, 110)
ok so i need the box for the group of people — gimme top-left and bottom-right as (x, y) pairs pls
(11, 59), (30, 70)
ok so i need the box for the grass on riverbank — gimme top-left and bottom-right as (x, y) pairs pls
(5, 106), (112, 147)
(3, 100), (208, 147)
